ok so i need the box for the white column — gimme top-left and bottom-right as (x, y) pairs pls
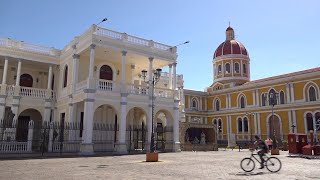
(221, 62), (224, 76)
(47, 65), (53, 89)
(257, 113), (261, 136)
(72, 54), (80, 92)
(254, 113), (257, 134)
(286, 83), (290, 103)
(255, 89), (259, 106)
(117, 98), (128, 153)
(130, 64), (135, 84)
(15, 60), (22, 86)
(88, 44), (96, 79)
(290, 83), (295, 103)
(288, 110), (292, 133)
(188, 96), (191, 109)
(292, 110), (297, 132)
(173, 62), (177, 90)
(225, 94), (229, 109)
(122, 51), (127, 83)
(2, 57), (9, 84)
(252, 90), (256, 106)
(240, 60), (243, 76)
(80, 99), (94, 155)
(169, 64), (173, 89)
(200, 97), (202, 111)
(173, 100), (181, 151)
(228, 94), (231, 109)
(204, 97), (207, 111)
(231, 60), (234, 76)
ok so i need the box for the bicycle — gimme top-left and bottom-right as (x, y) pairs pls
(240, 150), (282, 173)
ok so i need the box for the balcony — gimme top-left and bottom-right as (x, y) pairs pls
(1, 85), (56, 100)
(75, 79), (175, 99)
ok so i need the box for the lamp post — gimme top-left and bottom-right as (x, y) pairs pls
(269, 92), (279, 149)
(141, 68), (162, 153)
(97, 18), (108, 25)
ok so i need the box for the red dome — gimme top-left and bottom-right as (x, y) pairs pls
(214, 39), (248, 58)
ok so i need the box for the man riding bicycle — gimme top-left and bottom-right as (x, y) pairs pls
(253, 135), (269, 169)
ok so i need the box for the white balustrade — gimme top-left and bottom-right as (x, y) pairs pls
(127, 36), (149, 46)
(51, 142), (80, 153)
(93, 26), (175, 54)
(0, 142), (28, 153)
(95, 27), (123, 40)
(154, 88), (174, 98)
(96, 79), (117, 91)
(20, 87), (46, 99)
(0, 38), (61, 57)
(127, 84), (148, 95)
(6, 85), (14, 96)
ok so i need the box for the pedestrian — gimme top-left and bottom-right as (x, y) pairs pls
(265, 137), (273, 150)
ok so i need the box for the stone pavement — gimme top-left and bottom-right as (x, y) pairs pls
(0, 149), (319, 180)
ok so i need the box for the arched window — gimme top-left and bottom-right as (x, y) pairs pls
(215, 99), (220, 111)
(243, 64), (247, 74)
(243, 117), (248, 132)
(218, 120), (222, 133)
(240, 96), (246, 108)
(218, 65), (222, 74)
(213, 119), (217, 125)
(269, 89), (277, 106)
(262, 93), (267, 106)
(225, 63), (230, 74)
(308, 86), (316, 101)
(63, 65), (68, 88)
(20, 74), (33, 87)
(306, 113), (314, 131)
(234, 63), (240, 73)
(238, 118), (243, 132)
(280, 91), (285, 104)
(192, 99), (198, 110)
(100, 65), (113, 80)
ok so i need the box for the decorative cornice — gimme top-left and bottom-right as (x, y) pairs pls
(84, 98), (94, 102)
(121, 51), (127, 56)
(83, 89), (96, 93)
(72, 54), (80, 59)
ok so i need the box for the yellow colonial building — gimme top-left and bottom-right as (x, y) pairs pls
(182, 26), (320, 149)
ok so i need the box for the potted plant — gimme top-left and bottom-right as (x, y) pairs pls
(281, 140), (288, 151)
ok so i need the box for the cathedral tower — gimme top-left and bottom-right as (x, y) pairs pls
(211, 26), (250, 89)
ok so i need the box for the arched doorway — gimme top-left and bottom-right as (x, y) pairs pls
(20, 74), (33, 87)
(268, 115), (281, 144)
(93, 104), (118, 152)
(126, 107), (147, 152)
(100, 65), (113, 80)
(155, 109), (174, 151)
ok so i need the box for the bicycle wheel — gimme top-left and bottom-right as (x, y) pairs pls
(266, 157), (282, 173)
(240, 158), (255, 172)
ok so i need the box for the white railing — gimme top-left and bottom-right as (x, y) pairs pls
(96, 79), (117, 91)
(0, 142), (28, 153)
(0, 38), (61, 57)
(95, 27), (123, 40)
(127, 36), (149, 46)
(94, 26), (175, 53)
(76, 80), (87, 92)
(154, 88), (174, 98)
(6, 85), (14, 96)
(20, 87), (46, 99)
(127, 84), (149, 96)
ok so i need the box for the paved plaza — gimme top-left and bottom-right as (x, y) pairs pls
(0, 149), (319, 180)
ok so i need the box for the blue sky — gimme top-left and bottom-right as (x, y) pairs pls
(1, 0), (319, 91)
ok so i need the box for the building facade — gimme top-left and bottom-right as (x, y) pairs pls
(182, 26), (320, 149)
(0, 25), (184, 154)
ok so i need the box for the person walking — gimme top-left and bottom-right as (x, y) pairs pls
(265, 138), (273, 150)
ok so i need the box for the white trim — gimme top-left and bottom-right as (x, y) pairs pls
(213, 97), (221, 111)
(290, 82), (295, 103)
(237, 93), (247, 108)
(95, 63), (117, 82)
(288, 110), (292, 133)
(303, 81), (319, 102)
(190, 97), (200, 110)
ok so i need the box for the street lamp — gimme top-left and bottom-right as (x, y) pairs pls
(141, 68), (162, 153)
(291, 124), (296, 133)
(269, 92), (279, 149)
(97, 18), (108, 25)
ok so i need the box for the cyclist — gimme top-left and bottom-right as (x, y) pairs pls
(253, 135), (269, 169)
